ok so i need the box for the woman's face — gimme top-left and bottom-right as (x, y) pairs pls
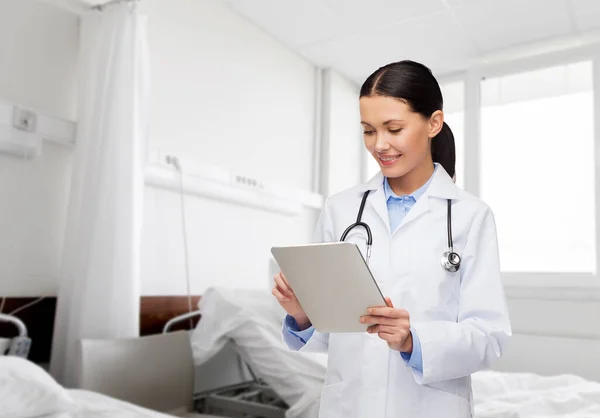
(360, 95), (443, 179)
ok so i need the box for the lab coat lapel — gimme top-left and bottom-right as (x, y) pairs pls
(357, 172), (390, 233)
(357, 168), (459, 236)
(366, 187), (390, 233)
(394, 166), (459, 234)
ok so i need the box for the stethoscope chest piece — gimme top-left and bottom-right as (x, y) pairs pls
(441, 251), (461, 273)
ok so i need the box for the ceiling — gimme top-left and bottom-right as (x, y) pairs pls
(36, 0), (108, 14)
(43, 0), (600, 84)
(216, 0), (600, 83)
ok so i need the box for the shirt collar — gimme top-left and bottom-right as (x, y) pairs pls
(358, 162), (457, 200)
(383, 164), (438, 202)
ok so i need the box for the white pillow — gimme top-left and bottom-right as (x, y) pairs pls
(0, 356), (78, 418)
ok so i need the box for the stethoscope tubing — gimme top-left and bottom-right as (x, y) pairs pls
(340, 190), (460, 272)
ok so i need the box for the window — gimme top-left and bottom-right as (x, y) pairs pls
(480, 61), (596, 273)
(440, 81), (465, 188)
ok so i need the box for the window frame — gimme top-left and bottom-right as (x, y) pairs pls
(438, 45), (600, 290)
(438, 76), (467, 189)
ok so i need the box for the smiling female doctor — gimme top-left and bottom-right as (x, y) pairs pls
(272, 60), (511, 418)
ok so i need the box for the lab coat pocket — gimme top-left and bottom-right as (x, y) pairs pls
(318, 382), (343, 418)
(422, 382), (472, 417)
(407, 243), (461, 310)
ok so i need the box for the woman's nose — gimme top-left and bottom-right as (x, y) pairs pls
(374, 134), (389, 152)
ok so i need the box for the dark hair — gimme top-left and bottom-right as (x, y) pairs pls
(359, 60), (455, 178)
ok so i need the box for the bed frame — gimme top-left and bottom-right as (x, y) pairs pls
(0, 296), (201, 364)
(140, 295), (202, 335)
(194, 380), (287, 418)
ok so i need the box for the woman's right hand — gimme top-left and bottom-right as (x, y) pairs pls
(272, 271), (311, 330)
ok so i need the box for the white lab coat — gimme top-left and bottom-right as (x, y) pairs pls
(282, 167), (511, 418)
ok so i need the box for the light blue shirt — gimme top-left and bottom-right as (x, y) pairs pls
(284, 167), (437, 373)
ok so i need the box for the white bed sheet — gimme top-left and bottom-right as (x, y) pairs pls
(49, 390), (178, 418)
(7, 387), (219, 418)
(191, 287), (600, 418)
(68, 372), (600, 418)
(473, 370), (600, 417)
(191, 287), (325, 418)
(0, 356), (215, 418)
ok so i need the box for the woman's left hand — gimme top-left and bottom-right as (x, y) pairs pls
(360, 297), (413, 353)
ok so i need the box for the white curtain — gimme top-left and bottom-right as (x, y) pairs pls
(50, 3), (149, 387)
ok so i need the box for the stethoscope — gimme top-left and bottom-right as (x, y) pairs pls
(340, 190), (462, 273)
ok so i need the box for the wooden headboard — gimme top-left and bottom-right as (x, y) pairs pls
(139, 296), (202, 335)
(0, 296), (201, 364)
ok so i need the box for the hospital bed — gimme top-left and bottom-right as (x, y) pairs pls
(164, 312), (289, 418)
(1, 298), (287, 418)
(187, 288), (326, 418)
(187, 287), (600, 418)
(0, 312), (216, 418)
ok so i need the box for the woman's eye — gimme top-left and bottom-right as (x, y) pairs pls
(389, 129), (402, 134)
(363, 130), (375, 135)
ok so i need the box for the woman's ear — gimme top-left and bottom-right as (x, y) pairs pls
(428, 110), (444, 138)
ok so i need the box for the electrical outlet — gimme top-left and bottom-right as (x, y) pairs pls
(12, 108), (37, 133)
(232, 173), (264, 191)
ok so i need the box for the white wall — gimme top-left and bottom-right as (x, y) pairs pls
(0, 0), (79, 296)
(494, 295), (600, 381)
(321, 69), (362, 197)
(139, 0), (319, 295)
(0, 0), (320, 296)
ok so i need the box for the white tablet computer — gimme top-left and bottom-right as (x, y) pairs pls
(270, 242), (386, 333)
